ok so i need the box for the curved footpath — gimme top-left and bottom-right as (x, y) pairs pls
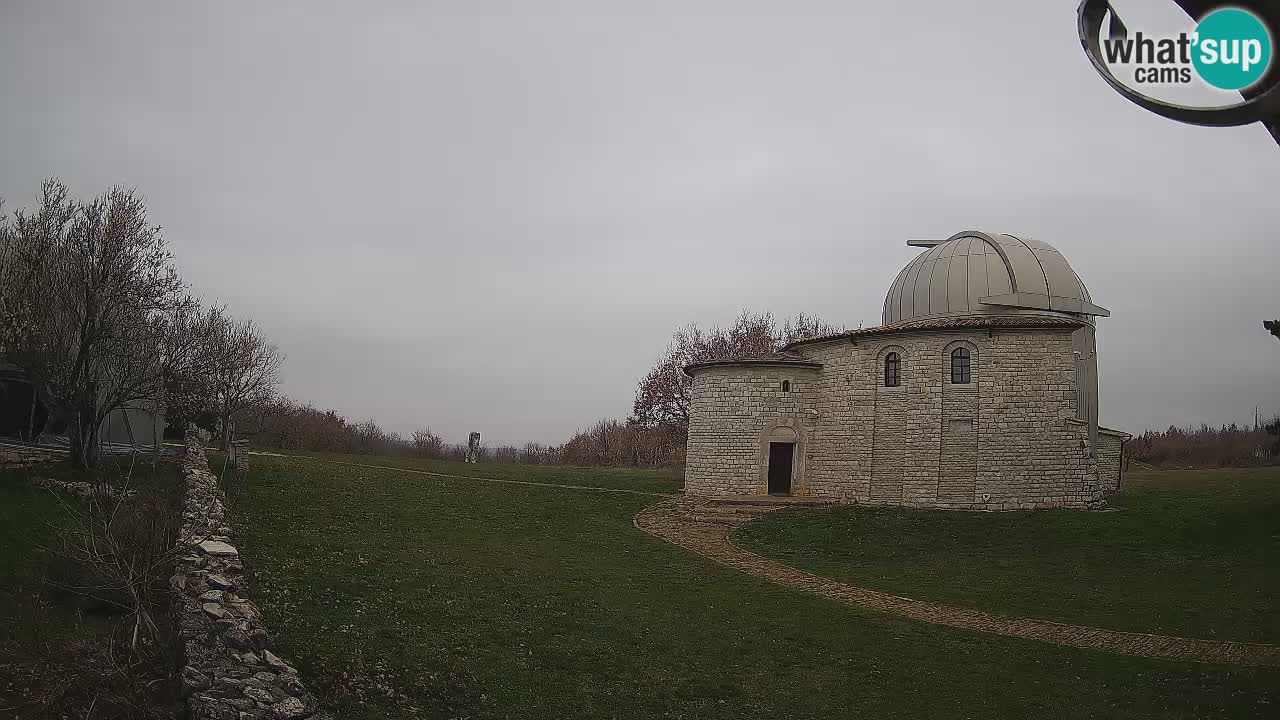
(634, 498), (1280, 668)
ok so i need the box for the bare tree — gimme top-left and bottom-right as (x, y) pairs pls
(3, 181), (187, 467)
(159, 299), (225, 429)
(630, 310), (840, 431)
(207, 313), (283, 450)
(0, 197), (18, 351)
(519, 442), (547, 464)
(412, 426), (445, 458)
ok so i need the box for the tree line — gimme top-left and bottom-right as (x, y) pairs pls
(1128, 419), (1279, 468)
(0, 180), (282, 467)
(20, 179), (1270, 472)
(238, 310), (840, 468)
(0, 179), (797, 469)
(2, 190), (841, 472)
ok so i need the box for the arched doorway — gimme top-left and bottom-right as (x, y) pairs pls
(765, 425), (798, 495)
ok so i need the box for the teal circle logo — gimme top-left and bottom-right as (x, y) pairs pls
(1192, 8), (1273, 90)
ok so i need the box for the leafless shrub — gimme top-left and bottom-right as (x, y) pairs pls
(1, 459), (185, 718)
(518, 442), (554, 465)
(1128, 419), (1280, 468)
(560, 418), (685, 468)
(412, 427), (446, 458)
(241, 397), (357, 452)
(631, 310), (840, 431)
(40, 478), (182, 655)
(207, 313), (283, 450)
(350, 419), (408, 456)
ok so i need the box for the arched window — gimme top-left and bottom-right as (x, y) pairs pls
(781, 380), (791, 393)
(951, 347), (972, 384)
(884, 352), (900, 387)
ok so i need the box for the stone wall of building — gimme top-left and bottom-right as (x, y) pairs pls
(684, 365), (818, 496)
(172, 430), (329, 720)
(685, 327), (1117, 510)
(966, 330), (1097, 509)
(1095, 427), (1128, 494)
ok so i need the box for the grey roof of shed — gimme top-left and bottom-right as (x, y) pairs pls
(683, 352), (823, 376)
(883, 230), (1109, 326)
(782, 315), (1085, 351)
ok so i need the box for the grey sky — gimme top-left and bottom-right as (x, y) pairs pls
(2, 0), (1277, 445)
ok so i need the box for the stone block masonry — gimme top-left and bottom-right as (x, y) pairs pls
(172, 430), (331, 720)
(685, 327), (1126, 510)
(684, 365), (820, 497)
(230, 439), (251, 475)
(1095, 427), (1127, 494)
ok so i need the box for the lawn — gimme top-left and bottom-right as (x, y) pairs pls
(0, 455), (185, 718)
(285, 450), (684, 495)
(737, 467), (1280, 645)
(228, 453), (1278, 720)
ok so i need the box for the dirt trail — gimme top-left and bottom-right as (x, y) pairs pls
(635, 498), (1280, 668)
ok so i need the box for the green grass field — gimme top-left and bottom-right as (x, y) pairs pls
(227, 454), (1279, 720)
(737, 467), (1280, 645)
(281, 450), (685, 494)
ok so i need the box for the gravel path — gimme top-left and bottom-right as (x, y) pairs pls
(634, 498), (1280, 668)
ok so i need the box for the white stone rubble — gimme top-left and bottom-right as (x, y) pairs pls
(173, 429), (331, 720)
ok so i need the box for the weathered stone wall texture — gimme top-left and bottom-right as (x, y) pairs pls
(684, 366), (818, 496)
(172, 432), (329, 720)
(685, 328), (1123, 510)
(1095, 429), (1126, 494)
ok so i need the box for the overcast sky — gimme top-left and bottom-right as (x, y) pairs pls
(2, 0), (1277, 444)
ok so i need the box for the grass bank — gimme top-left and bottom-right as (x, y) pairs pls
(736, 467), (1280, 644)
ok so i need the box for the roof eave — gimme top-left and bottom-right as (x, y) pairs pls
(782, 316), (1087, 351)
(683, 359), (824, 377)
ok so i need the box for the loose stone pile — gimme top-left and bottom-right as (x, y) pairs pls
(0, 444), (67, 468)
(31, 475), (135, 500)
(172, 430), (329, 720)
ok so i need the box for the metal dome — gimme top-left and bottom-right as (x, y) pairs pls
(882, 230), (1109, 327)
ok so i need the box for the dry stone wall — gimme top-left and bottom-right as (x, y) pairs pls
(686, 327), (1122, 510)
(172, 430), (329, 720)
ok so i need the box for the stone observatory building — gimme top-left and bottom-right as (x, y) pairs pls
(683, 230), (1129, 510)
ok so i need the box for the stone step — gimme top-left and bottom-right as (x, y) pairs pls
(680, 514), (761, 525)
(675, 495), (837, 527)
(684, 514), (752, 526)
(680, 500), (777, 511)
(677, 507), (771, 519)
(686, 491), (834, 504)
(709, 496), (833, 507)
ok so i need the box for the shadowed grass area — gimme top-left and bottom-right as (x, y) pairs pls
(227, 454), (1278, 720)
(0, 456), (185, 718)
(736, 468), (1280, 644)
